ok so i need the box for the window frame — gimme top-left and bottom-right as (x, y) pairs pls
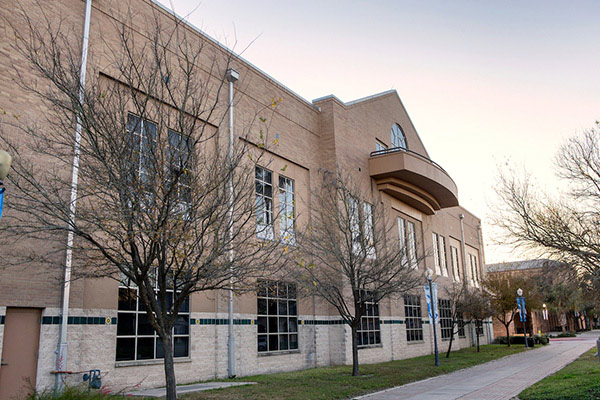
(127, 113), (157, 191)
(438, 299), (453, 340)
(404, 294), (423, 342)
(278, 175), (295, 245)
(391, 124), (407, 149)
(166, 129), (192, 209)
(116, 276), (190, 362)
(376, 139), (388, 152)
(357, 290), (381, 348)
(432, 233), (448, 277)
(257, 280), (299, 353)
(450, 245), (461, 282)
(399, 217), (418, 269)
(255, 166), (274, 240)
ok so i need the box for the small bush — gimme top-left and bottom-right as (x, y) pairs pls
(557, 331), (577, 337)
(27, 386), (112, 400)
(493, 335), (548, 345)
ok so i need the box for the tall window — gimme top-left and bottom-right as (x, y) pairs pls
(438, 299), (453, 339)
(376, 140), (388, 152)
(116, 277), (190, 361)
(450, 245), (461, 282)
(358, 291), (380, 347)
(363, 202), (376, 259)
(255, 166), (274, 240)
(469, 254), (479, 286)
(279, 176), (295, 245)
(458, 319), (466, 338)
(167, 129), (192, 206)
(404, 294), (423, 342)
(432, 233), (448, 276)
(398, 217), (418, 269)
(127, 114), (157, 188)
(257, 281), (298, 352)
(391, 124), (407, 149)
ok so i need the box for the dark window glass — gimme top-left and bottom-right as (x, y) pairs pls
(439, 299), (453, 339)
(357, 290), (380, 348)
(257, 280), (298, 352)
(117, 313), (136, 336)
(116, 338), (135, 361)
(404, 294), (423, 342)
(118, 288), (137, 311)
(137, 337), (155, 360)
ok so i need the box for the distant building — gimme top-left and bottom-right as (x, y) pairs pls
(486, 259), (588, 337)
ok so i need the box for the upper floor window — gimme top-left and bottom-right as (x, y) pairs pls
(391, 124), (407, 149)
(255, 166), (274, 240)
(376, 140), (388, 152)
(450, 245), (461, 282)
(127, 114), (157, 189)
(279, 176), (295, 245)
(167, 129), (192, 206)
(398, 217), (418, 269)
(469, 253), (480, 287)
(432, 233), (448, 277)
(349, 198), (376, 259)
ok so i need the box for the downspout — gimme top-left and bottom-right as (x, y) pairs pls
(458, 214), (474, 346)
(225, 68), (239, 378)
(55, 0), (92, 391)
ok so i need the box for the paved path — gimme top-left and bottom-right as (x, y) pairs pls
(128, 381), (256, 397)
(357, 330), (598, 400)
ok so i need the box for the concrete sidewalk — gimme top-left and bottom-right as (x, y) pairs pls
(357, 330), (598, 400)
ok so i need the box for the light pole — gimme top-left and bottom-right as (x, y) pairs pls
(427, 268), (440, 366)
(0, 150), (12, 222)
(517, 288), (528, 348)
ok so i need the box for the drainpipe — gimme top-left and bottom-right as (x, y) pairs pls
(459, 214), (474, 346)
(225, 68), (239, 378)
(55, 0), (92, 391)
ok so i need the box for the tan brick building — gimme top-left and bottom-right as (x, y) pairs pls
(0, 0), (490, 396)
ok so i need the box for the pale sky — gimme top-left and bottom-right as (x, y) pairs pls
(159, 0), (600, 264)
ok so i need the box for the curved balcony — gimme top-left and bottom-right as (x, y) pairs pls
(368, 148), (459, 215)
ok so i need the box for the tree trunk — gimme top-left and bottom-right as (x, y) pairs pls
(351, 324), (360, 376)
(445, 326), (455, 358)
(161, 331), (177, 400)
(505, 323), (511, 347)
(476, 322), (480, 352)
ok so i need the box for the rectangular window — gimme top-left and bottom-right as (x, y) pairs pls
(167, 129), (192, 206)
(358, 291), (380, 347)
(349, 196), (360, 255)
(398, 218), (418, 269)
(398, 217), (408, 267)
(116, 277), (190, 361)
(438, 299), (453, 340)
(476, 320), (484, 336)
(255, 166), (274, 240)
(257, 281), (298, 352)
(376, 140), (388, 152)
(404, 294), (423, 342)
(363, 202), (376, 259)
(458, 319), (466, 338)
(450, 246), (460, 282)
(469, 254), (479, 286)
(127, 114), (157, 189)
(432, 233), (447, 276)
(279, 176), (295, 245)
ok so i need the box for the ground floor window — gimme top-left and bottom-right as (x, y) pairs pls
(116, 280), (189, 361)
(438, 299), (453, 339)
(257, 281), (298, 352)
(458, 319), (466, 338)
(404, 294), (423, 342)
(476, 320), (484, 336)
(358, 292), (380, 347)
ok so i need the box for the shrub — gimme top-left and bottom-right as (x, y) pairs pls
(27, 386), (112, 400)
(493, 335), (548, 345)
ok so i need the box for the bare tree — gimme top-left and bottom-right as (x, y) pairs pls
(0, 6), (282, 399)
(462, 287), (492, 352)
(293, 170), (422, 376)
(443, 283), (466, 357)
(493, 126), (600, 295)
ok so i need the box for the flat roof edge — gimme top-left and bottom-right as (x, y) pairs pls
(150, 0), (320, 112)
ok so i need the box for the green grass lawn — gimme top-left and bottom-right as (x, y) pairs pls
(519, 348), (600, 400)
(183, 344), (527, 400)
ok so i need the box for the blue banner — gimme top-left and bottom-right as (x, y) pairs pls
(424, 283), (439, 324)
(0, 187), (4, 222)
(517, 296), (526, 322)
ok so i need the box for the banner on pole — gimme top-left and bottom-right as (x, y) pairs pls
(424, 283), (439, 324)
(517, 296), (527, 322)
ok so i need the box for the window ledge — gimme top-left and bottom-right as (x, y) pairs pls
(407, 340), (425, 345)
(258, 349), (301, 357)
(358, 344), (383, 350)
(115, 357), (192, 368)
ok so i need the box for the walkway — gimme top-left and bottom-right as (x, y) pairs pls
(357, 330), (598, 400)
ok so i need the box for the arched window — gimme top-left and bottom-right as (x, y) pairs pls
(391, 124), (407, 149)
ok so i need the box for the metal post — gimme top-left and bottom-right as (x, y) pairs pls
(523, 312), (529, 348)
(225, 68), (239, 378)
(429, 277), (440, 366)
(55, 0), (92, 391)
